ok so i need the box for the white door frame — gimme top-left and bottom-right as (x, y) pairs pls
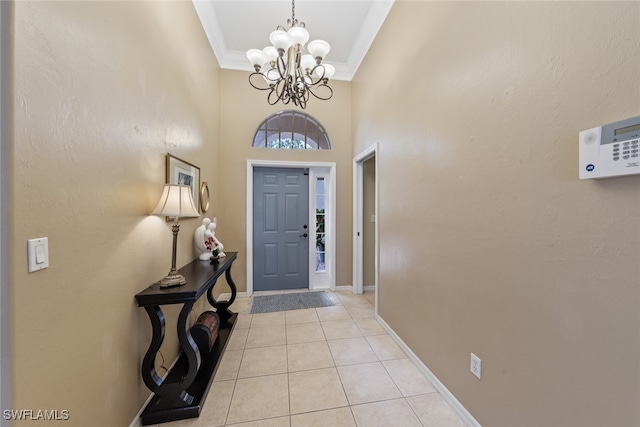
(353, 144), (378, 304)
(0, 0), (12, 414)
(246, 160), (336, 296)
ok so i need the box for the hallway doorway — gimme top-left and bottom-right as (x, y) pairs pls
(353, 144), (378, 312)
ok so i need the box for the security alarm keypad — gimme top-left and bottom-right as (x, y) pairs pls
(579, 115), (640, 179)
(611, 139), (639, 162)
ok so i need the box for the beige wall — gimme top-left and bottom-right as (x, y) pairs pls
(352, 2), (640, 426)
(13, 2), (220, 425)
(0, 0), (13, 414)
(217, 69), (353, 292)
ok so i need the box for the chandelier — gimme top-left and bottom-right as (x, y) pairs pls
(246, 0), (334, 109)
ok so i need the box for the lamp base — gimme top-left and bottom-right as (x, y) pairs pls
(157, 273), (187, 288)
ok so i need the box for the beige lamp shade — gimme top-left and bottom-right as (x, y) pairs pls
(152, 184), (200, 218)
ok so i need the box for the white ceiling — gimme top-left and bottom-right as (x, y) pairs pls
(192, 0), (395, 81)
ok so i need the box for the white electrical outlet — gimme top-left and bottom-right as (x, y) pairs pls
(470, 353), (482, 379)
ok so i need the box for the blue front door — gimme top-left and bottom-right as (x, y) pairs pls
(253, 167), (309, 291)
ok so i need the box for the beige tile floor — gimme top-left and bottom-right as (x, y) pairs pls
(157, 290), (466, 427)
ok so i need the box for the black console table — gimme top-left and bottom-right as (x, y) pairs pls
(135, 252), (238, 425)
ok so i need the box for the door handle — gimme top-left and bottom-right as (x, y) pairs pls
(299, 233), (308, 238)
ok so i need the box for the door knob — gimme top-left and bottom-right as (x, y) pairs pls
(299, 233), (308, 238)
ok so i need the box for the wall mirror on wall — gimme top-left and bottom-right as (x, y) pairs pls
(200, 182), (210, 213)
(166, 153), (201, 213)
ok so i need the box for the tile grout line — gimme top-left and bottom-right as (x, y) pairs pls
(326, 306), (358, 427)
(221, 377), (238, 427)
(224, 322), (248, 426)
(378, 357), (428, 427)
(285, 309), (292, 424)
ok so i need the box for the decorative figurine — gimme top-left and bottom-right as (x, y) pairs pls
(194, 218), (212, 260)
(207, 217), (226, 259)
(195, 217), (226, 261)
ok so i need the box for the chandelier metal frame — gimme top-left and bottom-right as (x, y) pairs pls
(247, 0), (333, 109)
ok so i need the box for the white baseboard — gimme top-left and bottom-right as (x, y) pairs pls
(334, 285), (375, 293)
(217, 292), (248, 301)
(376, 316), (481, 427)
(129, 399), (146, 427)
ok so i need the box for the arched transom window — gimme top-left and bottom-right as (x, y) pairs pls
(252, 110), (331, 150)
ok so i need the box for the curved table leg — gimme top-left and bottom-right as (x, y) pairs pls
(174, 301), (200, 404)
(206, 263), (237, 322)
(141, 305), (166, 396)
(224, 266), (238, 308)
(140, 303), (201, 404)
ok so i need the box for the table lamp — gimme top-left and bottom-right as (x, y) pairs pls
(152, 184), (200, 287)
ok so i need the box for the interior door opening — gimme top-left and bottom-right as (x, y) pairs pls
(353, 145), (378, 312)
(362, 157), (376, 290)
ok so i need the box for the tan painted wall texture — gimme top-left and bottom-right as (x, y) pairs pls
(13, 2), (220, 425)
(217, 70), (353, 291)
(352, 2), (639, 426)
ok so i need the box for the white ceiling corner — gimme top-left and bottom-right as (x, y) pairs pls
(192, 0), (394, 81)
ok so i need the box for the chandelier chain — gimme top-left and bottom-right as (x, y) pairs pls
(292, 0), (295, 22)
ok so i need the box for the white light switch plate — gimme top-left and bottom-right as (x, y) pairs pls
(27, 237), (49, 272)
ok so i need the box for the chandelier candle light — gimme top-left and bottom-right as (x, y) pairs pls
(246, 0), (334, 109)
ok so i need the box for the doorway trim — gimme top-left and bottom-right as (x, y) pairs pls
(353, 144), (378, 307)
(246, 160), (336, 296)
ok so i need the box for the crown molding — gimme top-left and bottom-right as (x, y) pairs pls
(193, 0), (394, 82)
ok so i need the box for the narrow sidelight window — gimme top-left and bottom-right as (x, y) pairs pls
(315, 177), (326, 272)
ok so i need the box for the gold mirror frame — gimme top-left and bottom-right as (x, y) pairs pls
(200, 182), (210, 213)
